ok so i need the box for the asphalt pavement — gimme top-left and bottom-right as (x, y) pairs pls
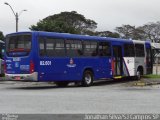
(0, 79), (160, 114)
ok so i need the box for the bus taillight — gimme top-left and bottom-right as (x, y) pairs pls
(30, 61), (34, 74)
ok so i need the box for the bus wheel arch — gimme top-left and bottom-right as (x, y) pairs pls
(81, 68), (94, 87)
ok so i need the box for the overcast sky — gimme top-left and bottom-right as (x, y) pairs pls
(0, 0), (160, 35)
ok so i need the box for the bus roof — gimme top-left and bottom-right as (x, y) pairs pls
(6, 31), (149, 44)
(35, 31), (132, 43)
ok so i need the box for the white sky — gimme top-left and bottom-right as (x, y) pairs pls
(0, 0), (160, 35)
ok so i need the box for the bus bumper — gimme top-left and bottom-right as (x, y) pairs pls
(5, 72), (38, 81)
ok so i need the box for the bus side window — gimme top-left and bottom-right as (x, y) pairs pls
(39, 37), (66, 57)
(66, 40), (83, 57)
(124, 44), (135, 57)
(46, 38), (55, 57)
(54, 39), (65, 57)
(98, 42), (111, 56)
(83, 41), (98, 57)
(39, 37), (46, 57)
(135, 44), (145, 57)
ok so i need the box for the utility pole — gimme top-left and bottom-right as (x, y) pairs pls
(4, 2), (27, 32)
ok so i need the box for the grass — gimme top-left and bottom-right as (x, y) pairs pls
(142, 74), (160, 79)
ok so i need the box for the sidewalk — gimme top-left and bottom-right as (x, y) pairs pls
(132, 78), (160, 86)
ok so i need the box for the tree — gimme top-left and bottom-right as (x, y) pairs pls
(30, 11), (97, 35)
(115, 25), (144, 40)
(0, 31), (4, 40)
(138, 22), (160, 43)
(115, 22), (160, 42)
(115, 25), (135, 39)
(95, 31), (120, 38)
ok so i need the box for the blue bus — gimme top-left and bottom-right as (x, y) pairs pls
(4, 31), (152, 86)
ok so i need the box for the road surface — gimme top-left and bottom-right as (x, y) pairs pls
(0, 80), (159, 114)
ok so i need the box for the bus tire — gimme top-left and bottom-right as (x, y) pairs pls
(82, 70), (93, 87)
(136, 69), (141, 80)
(55, 81), (69, 87)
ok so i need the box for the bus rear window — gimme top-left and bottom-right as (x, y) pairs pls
(6, 34), (31, 57)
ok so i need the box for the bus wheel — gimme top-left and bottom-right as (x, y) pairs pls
(55, 82), (69, 87)
(82, 70), (93, 87)
(136, 70), (141, 80)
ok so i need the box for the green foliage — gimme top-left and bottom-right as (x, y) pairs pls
(30, 11), (97, 35)
(30, 10), (160, 42)
(96, 31), (120, 38)
(115, 25), (144, 40)
(138, 22), (160, 43)
(0, 31), (4, 40)
(115, 22), (160, 42)
(143, 74), (160, 78)
(115, 25), (135, 39)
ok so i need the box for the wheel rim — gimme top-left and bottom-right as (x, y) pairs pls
(137, 71), (140, 79)
(85, 73), (92, 84)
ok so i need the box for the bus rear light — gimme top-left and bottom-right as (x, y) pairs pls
(30, 60), (35, 74)
(111, 58), (115, 74)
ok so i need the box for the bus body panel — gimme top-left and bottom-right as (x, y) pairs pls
(37, 56), (112, 82)
(123, 57), (135, 76)
(5, 56), (31, 74)
(35, 32), (112, 82)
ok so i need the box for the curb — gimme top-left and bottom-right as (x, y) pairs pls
(134, 81), (160, 86)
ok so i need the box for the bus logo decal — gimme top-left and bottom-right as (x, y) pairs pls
(7, 64), (12, 69)
(15, 62), (19, 68)
(67, 58), (76, 68)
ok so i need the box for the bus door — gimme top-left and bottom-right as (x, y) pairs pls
(112, 45), (123, 78)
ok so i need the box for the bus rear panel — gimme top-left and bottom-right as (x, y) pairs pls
(5, 33), (38, 81)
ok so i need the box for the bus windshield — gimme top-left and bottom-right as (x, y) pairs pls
(6, 34), (32, 57)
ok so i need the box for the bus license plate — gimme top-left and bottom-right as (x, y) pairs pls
(15, 76), (21, 80)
